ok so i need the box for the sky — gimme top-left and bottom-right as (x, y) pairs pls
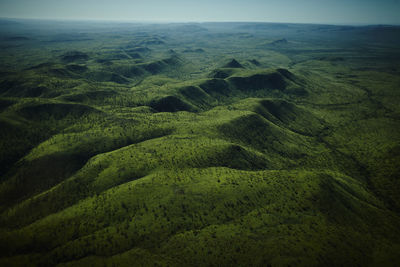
(0, 0), (399, 25)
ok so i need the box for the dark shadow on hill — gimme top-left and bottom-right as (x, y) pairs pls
(142, 55), (183, 75)
(18, 103), (102, 121)
(254, 99), (325, 136)
(61, 51), (89, 63)
(228, 72), (287, 92)
(0, 80), (51, 98)
(209, 69), (236, 79)
(150, 96), (195, 112)
(224, 59), (244, 68)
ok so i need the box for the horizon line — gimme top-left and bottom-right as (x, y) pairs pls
(1, 16), (399, 27)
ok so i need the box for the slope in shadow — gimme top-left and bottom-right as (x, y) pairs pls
(228, 72), (287, 92)
(150, 96), (195, 112)
(224, 59), (244, 68)
(255, 99), (325, 136)
(142, 56), (182, 75)
(61, 51), (89, 63)
(18, 103), (101, 121)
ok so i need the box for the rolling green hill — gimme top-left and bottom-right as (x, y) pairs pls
(0, 20), (400, 266)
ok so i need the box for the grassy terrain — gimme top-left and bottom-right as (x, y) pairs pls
(0, 19), (400, 266)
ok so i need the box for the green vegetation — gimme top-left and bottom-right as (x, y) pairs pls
(0, 20), (400, 266)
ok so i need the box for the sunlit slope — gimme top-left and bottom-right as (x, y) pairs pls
(2, 168), (399, 267)
(1, 69), (399, 266)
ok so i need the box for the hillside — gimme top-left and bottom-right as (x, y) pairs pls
(0, 20), (400, 266)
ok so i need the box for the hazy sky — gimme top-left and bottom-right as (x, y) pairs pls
(0, 0), (399, 25)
